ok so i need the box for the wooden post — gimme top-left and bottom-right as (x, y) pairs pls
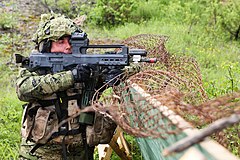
(97, 126), (132, 160)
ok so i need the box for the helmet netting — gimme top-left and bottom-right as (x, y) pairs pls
(32, 13), (80, 45)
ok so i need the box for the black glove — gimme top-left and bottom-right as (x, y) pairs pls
(71, 64), (91, 82)
(104, 67), (123, 86)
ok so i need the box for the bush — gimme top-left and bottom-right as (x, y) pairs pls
(40, 0), (94, 18)
(129, 0), (240, 41)
(0, 2), (17, 30)
(89, 0), (138, 27)
(218, 0), (240, 40)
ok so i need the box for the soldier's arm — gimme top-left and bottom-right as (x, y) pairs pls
(16, 68), (74, 102)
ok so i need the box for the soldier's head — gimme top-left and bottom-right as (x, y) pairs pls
(32, 13), (81, 54)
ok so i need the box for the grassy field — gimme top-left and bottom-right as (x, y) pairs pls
(1, 20), (239, 159)
(85, 20), (240, 98)
(0, 0), (239, 159)
(0, 64), (23, 159)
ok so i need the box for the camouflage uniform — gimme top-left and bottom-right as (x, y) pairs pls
(16, 13), (140, 160)
(17, 13), (95, 160)
(17, 66), (96, 159)
(17, 67), (139, 160)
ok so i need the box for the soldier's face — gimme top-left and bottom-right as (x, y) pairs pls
(51, 36), (72, 54)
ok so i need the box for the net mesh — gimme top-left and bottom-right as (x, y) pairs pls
(90, 34), (240, 155)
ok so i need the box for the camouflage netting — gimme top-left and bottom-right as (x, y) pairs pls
(88, 34), (240, 155)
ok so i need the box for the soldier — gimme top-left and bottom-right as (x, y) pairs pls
(16, 13), (139, 159)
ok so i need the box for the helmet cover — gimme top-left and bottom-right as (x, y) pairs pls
(32, 12), (81, 45)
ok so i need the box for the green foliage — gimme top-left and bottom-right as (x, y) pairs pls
(86, 18), (240, 99)
(129, 0), (239, 41)
(94, 134), (143, 160)
(124, 135), (143, 159)
(226, 125), (240, 156)
(0, 65), (22, 159)
(0, 1), (17, 30)
(130, 0), (183, 23)
(0, 32), (29, 58)
(218, 0), (240, 40)
(1, 0), (240, 158)
(41, 0), (94, 18)
(203, 61), (240, 98)
(130, 0), (169, 23)
(0, 12), (16, 30)
(89, 0), (138, 27)
(56, 0), (71, 13)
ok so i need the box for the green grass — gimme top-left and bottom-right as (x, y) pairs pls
(85, 20), (240, 98)
(0, 65), (23, 159)
(1, 20), (239, 159)
(1, 21), (239, 159)
(0, 0), (239, 158)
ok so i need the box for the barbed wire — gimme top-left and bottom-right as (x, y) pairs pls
(90, 34), (240, 155)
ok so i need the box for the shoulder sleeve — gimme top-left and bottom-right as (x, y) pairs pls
(16, 68), (74, 102)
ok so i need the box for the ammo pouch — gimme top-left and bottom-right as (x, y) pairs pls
(21, 101), (116, 147)
(86, 112), (117, 147)
(21, 103), (58, 144)
(32, 106), (58, 144)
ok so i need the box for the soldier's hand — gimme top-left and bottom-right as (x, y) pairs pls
(104, 67), (123, 86)
(71, 64), (91, 82)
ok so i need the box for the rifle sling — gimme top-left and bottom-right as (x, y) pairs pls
(29, 127), (84, 155)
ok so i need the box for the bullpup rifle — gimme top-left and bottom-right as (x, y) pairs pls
(15, 31), (157, 74)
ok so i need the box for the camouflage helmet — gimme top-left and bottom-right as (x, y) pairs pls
(32, 13), (81, 45)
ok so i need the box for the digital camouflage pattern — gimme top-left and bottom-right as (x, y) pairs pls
(16, 65), (139, 102)
(16, 67), (92, 159)
(16, 63), (139, 159)
(32, 13), (80, 45)
(16, 68), (74, 102)
(17, 11), (141, 158)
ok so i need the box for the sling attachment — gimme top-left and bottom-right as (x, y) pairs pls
(29, 143), (44, 155)
(56, 91), (69, 132)
(80, 124), (89, 160)
(62, 131), (68, 160)
(56, 92), (82, 124)
(60, 125), (87, 160)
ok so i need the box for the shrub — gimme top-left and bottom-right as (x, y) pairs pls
(89, 0), (138, 27)
(40, 0), (94, 18)
(218, 0), (240, 40)
(0, 4), (17, 30)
